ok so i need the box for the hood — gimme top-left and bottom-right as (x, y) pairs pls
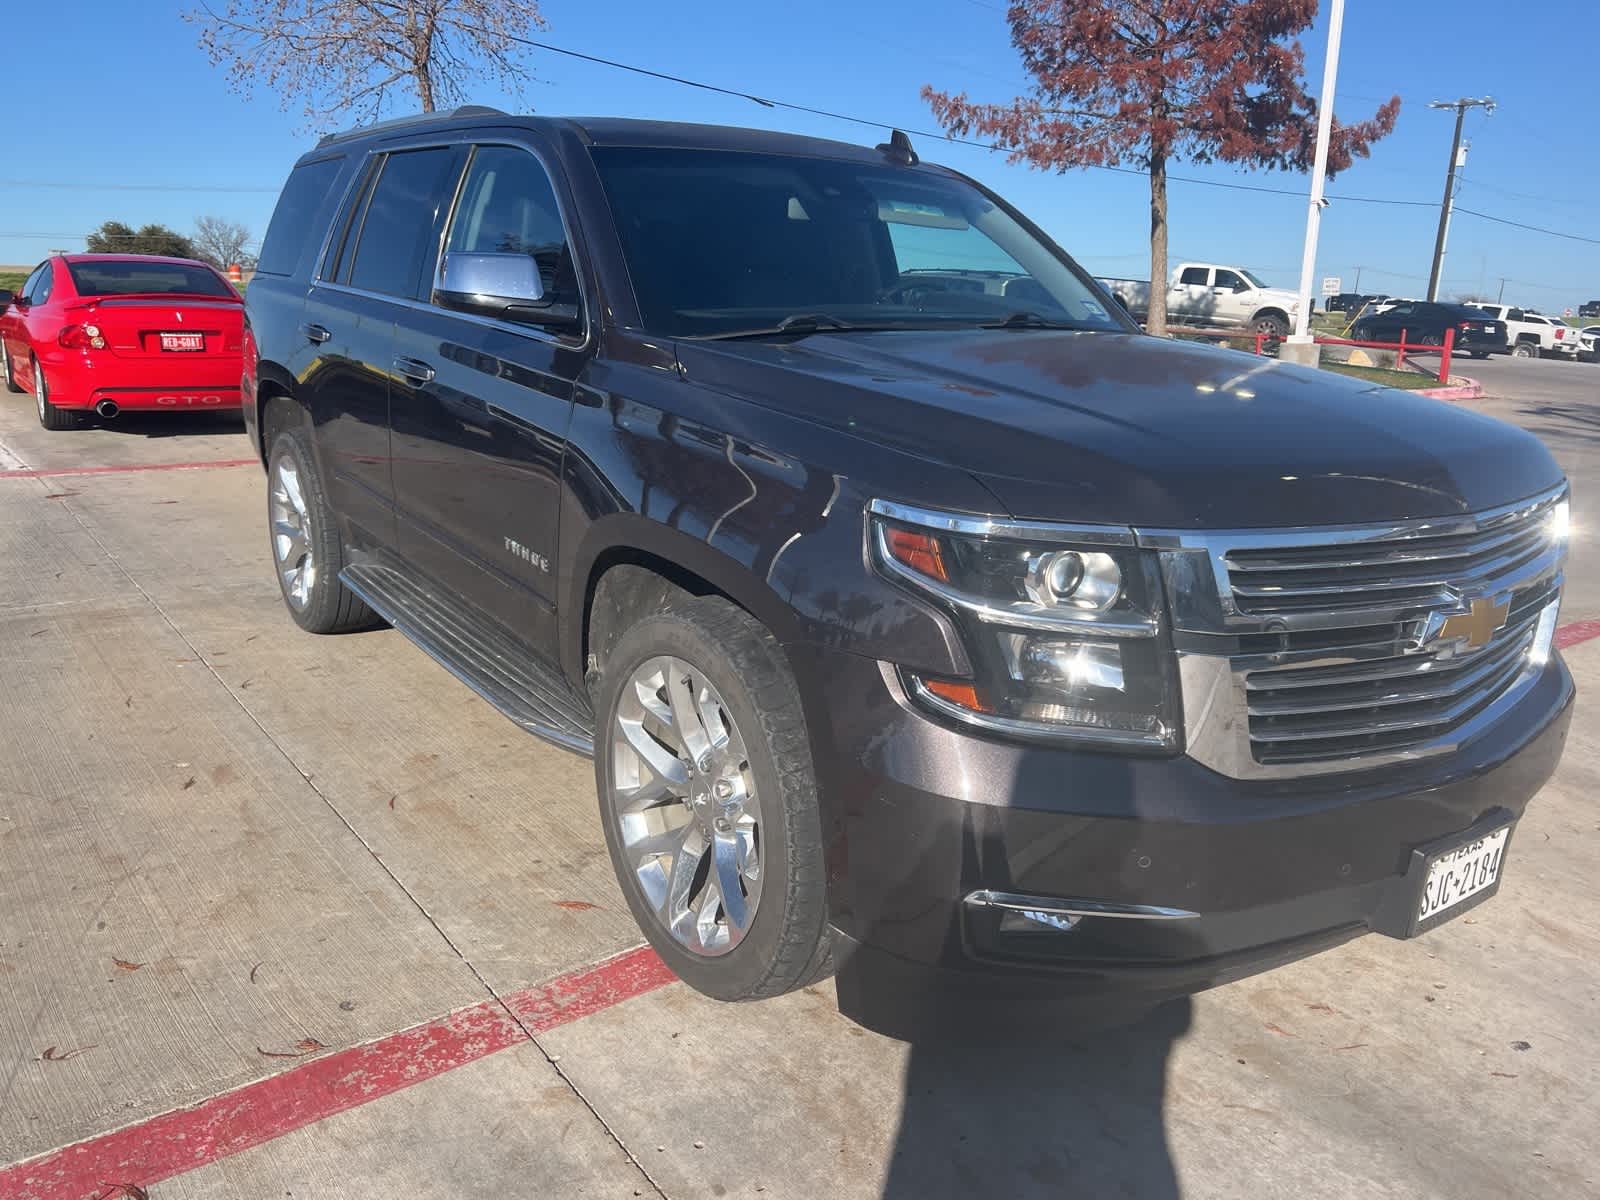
(675, 330), (1562, 529)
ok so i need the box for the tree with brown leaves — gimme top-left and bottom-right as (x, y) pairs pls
(923, 1), (1399, 335)
(188, 0), (548, 127)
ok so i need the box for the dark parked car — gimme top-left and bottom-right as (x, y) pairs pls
(245, 108), (1572, 1003)
(1579, 300), (1600, 319)
(1351, 300), (1505, 358)
(1324, 292), (1366, 313)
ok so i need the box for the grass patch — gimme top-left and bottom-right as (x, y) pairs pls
(0, 271), (26, 294)
(1323, 362), (1438, 390)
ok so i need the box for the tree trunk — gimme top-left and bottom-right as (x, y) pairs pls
(1147, 151), (1168, 337)
(415, 66), (435, 112)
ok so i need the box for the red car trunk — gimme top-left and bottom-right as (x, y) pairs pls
(68, 296), (243, 361)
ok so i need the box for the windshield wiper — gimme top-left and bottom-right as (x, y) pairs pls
(982, 310), (1091, 330)
(697, 313), (881, 340)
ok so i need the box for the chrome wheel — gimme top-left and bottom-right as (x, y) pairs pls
(608, 655), (762, 957)
(34, 359), (45, 421)
(269, 455), (315, 610)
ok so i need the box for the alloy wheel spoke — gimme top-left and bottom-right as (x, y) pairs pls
(710, 832), (750, 932)
(666, 661), (714, 764)
(617, 716), (690, 805)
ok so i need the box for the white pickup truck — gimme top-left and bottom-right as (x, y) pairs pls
(1097, 262), (1303, 336)
(1466, 304), (1580, 359)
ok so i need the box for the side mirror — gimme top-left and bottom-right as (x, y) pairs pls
(434, 252), (577, 329)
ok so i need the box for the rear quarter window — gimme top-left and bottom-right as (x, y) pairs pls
(257, 157), (345, 277)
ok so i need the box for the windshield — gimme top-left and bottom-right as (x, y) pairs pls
(66, 260), (235, 298)
(1237, 268), (1271, 289)
(590, 147), (1128, 338)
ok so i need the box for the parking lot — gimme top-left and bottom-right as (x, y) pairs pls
(1, 354), (1597, 1199)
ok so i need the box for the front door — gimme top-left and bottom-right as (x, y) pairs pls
(389, 141), (591, 657)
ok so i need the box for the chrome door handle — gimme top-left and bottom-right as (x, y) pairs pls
(393, 356), (436, 386)
(300, 323), (331, 344)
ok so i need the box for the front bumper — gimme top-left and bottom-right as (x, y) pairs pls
(790, 644), (1574, 996)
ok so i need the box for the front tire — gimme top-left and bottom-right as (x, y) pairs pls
(266, 424), (379, 633)
(594, 598), (833, 1001)
(1251, 312), (1289, 338)
(33, 356), (81, 430)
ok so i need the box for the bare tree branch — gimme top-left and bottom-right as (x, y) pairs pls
(186, 0), (547, 129)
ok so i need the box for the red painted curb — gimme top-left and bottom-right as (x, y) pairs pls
(0, 946), (673, 1200)
(1416, 376), (1483, 401)
(1556, 619), (1600, 650)
(0, 458), (258, 480)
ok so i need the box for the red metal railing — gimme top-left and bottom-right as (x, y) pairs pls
(1170, 326), (1457, 383)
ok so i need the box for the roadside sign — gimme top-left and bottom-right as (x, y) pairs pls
(1321, 276), (1342, 296)
(1565, 307), (1573, 317)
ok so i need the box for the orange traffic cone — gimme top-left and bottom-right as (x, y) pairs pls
(227, 263), (243, 283)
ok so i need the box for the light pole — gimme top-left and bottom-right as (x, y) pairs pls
(1426, 96), (1494, 301)
(1288, 0), (1345, 358)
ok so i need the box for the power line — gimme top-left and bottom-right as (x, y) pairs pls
(497, 31), (1439, 208)
(1453, 208), (1600, 247)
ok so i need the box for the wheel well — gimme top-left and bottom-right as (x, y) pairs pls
(581, 551), (737, 695)
(258, 385), (302, 459)
(1252, 308), (1289, 325)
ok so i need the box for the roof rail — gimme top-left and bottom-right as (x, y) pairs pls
(316, 104), (509, 148)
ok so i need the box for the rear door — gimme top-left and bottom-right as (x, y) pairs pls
(301, 143), (465, 551)
(1173, 265), (1211, 318)
(389, 138), (591, 654)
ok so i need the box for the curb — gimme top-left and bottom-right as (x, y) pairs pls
(1417, 376), (1482, 401)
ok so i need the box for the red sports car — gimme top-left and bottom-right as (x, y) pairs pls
(0, 254), (245, 430)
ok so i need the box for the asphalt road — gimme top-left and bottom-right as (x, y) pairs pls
(1458, 353), (1599, 621)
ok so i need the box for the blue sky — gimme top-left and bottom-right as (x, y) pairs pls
(4, 1), (1595, 311)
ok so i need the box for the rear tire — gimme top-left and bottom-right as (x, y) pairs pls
(2, 343), (22, 393)
(33, 356), (81, 430)
(594, 597), (834, 1001)
(1512, 340), (1538, 359)
(266, 422), (379, 634)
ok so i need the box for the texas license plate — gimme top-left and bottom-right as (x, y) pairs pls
(1417, 826), (1510, 925)
(159, 332), (205, 352)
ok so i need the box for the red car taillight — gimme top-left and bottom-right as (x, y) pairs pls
(58, 323), (107, 350)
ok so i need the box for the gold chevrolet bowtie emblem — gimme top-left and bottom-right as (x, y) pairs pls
(1434, 597), (1510, 651)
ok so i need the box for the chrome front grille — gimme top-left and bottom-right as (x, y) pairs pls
(1243, 581), (1554, 765)
(1223, 491), (1558, 617)
(1153, 484), (1568, 779)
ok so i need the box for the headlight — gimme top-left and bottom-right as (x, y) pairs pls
(870, 501), (1181, 751)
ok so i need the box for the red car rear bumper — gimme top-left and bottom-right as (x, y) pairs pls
(37, 348), (243, 411)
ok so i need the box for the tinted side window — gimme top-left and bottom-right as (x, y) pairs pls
(1214, 269), (1244, 291)
(1507, 309), (1525, 321)
(1178, 267), (1209, 286)
(258, 158), (344, 277)
(32, 263), (54, 305)
(444, 146), (579, 308)
(19, 263), (46, 302)
(348, 148), (459, 299)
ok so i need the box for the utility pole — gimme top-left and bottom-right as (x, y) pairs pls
(1352, 265), (1363, 293)
(1287, 0), (1344, 362)
(1497, 278), (1506, 303)
(1426, 96), (1494, 301)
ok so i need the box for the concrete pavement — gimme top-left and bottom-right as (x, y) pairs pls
(0, 366), (1596, 1198)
